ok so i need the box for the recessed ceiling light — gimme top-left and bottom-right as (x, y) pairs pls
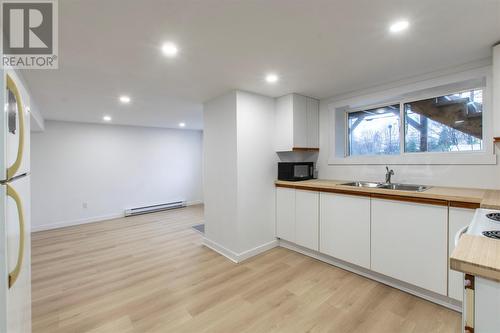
(103, 115), (112, 122)
(119, 95), (131, 104)
(179, 122), (186, 128)
(389, 20), (409, 33)
(265, 73), (279, 84)
(162, 42), (179, 57)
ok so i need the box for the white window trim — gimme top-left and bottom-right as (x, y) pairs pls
(328, 66), (496, 165)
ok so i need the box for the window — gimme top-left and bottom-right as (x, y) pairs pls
(404, 89), (483, 153)
(346, 88), (484, 157)
(347, 104), (400, 156)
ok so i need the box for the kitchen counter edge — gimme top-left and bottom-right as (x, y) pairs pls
(275, 179), (499, 209)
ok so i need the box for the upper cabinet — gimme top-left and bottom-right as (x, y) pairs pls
(275, 94), (319, 152)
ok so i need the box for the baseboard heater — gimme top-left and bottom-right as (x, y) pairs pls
(125, 201), (186, 217)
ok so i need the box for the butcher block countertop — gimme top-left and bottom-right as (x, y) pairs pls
(450, 234), (500, 282)
(275, 179), (500, 209)
(275, 179), (500, 281)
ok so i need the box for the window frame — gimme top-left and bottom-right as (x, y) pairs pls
(328, 68), (496, 165)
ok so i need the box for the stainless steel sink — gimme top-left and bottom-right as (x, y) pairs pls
(341, 181), (383, 188)
(378, 183), (431, 192)
(340, 181), (431, 192)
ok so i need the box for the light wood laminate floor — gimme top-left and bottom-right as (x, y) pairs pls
(32, 205), (461, 333)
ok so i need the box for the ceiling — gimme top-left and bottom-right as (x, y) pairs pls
(21, 0), (500, 130)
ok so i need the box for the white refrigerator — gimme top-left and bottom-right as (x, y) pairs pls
(0, 70), (32, 333)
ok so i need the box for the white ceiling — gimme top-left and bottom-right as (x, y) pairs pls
(21, 0), (500, 130)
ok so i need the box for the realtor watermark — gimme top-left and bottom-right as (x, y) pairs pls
(1, 0), (58, 69)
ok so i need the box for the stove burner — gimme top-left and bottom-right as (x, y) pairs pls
(482, 230), (500, 240)
(486, 213), (500, 222)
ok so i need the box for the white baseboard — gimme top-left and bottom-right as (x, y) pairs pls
(203, 237), (278, 263)
(279, 240), (462, 313)
(238, 240), (279, 262)
(32, 201), (204, 233)
(202, 237), (240, 263)
(31, 212), (124, 232)
(187, 200), (204, 206)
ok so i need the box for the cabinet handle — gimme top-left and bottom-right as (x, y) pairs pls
(455, 225), (468, 247)
(6, 184), (25, 288)
(465, 274), (475, 290)
(6, 74), (25, 180)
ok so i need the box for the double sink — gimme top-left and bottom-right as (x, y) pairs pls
(341, 181), (430, 192)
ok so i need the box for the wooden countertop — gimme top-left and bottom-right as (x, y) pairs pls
(451, 234), (500, 282)
(275, 179), (500, 281)
(275, 179), (499, 208)
(480, 190), (500, 210)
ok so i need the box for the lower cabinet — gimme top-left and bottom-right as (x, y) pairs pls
(277, 186), (474, 301)
(276, 187), (295, 243)
(448, 207), (475, 302)
(320, 193), (371, 269)
(295, 190), (319, 251)
(276, 187), (319, 251)
(371, 198), (448, 296)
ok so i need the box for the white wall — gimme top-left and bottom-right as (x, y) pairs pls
(203, 91), (239, 252)
(31, 121), (203, 231)
(236, 91), (277, 252)
(203, 90), (277, 258)
(318, 62), (500, 190)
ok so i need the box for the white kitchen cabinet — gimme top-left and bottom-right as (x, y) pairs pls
(448, 207), (475, 302)
(292, 94), (308, 148)
(276, 187), (295, 243)
(306, 97), (319, 148)
(320, 193), (371, 269)
(371, 198), (448, 295)
(275, 93), (319, 152)
(276, 188), (319, 251)
(295, 190), (319, 251)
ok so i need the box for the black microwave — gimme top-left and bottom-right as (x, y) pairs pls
(278, 162), (314, 181)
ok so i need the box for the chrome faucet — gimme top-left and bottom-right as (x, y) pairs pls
(385, 166), (394, 184)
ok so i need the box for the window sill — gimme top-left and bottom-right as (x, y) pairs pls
(328, 152), (497, 165)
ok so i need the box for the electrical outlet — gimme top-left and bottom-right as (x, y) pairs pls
(82, 202), (88, 209)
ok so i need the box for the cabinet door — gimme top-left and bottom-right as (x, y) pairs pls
(276, 187), (295, 242)
(371, 199), (448, 295)
(320, 193), (370, 268)
(449, 207), (474, 301)
(295, 190), (319, 251)
(476, 276), (500, 333)
(306, 97), (319, 148)
(275, 94), (294, 152)
(292, 94), (307, 148)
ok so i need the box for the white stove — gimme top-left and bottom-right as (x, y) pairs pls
(466, 208), (500, 239)
(455, 208), (500, 333)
